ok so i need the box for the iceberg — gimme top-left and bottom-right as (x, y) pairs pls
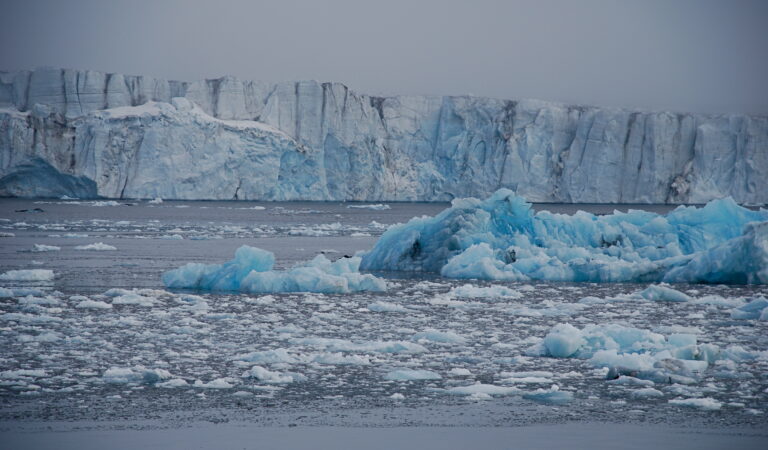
(360, 189), (768, 284)
(163, 246), (387, 294)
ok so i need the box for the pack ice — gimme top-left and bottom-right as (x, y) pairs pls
(163, 246), (387, 294)
(360, 189), (768, 284)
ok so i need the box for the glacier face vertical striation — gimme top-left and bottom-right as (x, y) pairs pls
(1, 67), (766, 203)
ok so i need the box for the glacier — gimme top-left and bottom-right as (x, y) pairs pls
(162, 245), (388, 294)
(2, 67), (767, 203)
(359, 189), (768, 284)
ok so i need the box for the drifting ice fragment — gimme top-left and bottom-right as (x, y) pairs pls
(163, 246), (387, 294)
(360, 189), (768, 284)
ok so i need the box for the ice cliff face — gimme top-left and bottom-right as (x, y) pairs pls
(1, 67), (766, 203)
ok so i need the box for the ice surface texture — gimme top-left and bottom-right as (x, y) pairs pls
(531, 322), (749, 386)
(163, 245), (387, 294)
(360, 189), (768, 284)
(2, 67), (767, 203)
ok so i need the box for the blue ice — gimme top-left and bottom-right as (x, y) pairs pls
(163, 246), (388, 294)
(360, 189), (768, 284)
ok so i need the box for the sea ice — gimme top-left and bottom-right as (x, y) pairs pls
(30, 244), (60, 252)
(360, 190), (768, 284)
(163, 245), (387, 294)
(730, 297), (768, 320)
(635, 284), (691, 302)
(103, 367), (173, 384)
(0, 269), (54, 281)
(383, 369), (441, 381)
(74, 242), (117, 251)
(668, 397), (722, 410)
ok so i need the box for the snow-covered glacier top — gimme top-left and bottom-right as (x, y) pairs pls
(1, 67), (767, 203)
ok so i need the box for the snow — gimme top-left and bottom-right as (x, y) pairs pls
(75, 242), (117, 251)
(0, 269), (54, 281)
(361, 190), (768, 284)
(383, 369), (441, 381)
(163, 245), (387, 294)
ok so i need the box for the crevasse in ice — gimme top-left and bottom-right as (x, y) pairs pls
(163, 246), (387, 294)
(360, 189), (768, 284)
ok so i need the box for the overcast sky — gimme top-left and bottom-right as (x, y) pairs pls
(1, 0), (766, 114)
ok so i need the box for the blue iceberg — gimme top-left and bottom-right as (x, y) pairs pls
(360, 189), (768, 284)
(163, 246), (387, 294)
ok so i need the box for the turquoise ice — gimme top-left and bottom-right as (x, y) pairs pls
(361, 189), (768, 284)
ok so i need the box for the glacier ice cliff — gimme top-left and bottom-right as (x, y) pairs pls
(359, 189), (768, 284)
(1, 67), (767, 203)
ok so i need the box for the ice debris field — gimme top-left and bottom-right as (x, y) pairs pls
(0, 192), (767, 427)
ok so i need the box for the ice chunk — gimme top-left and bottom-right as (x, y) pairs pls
(668, 397), (722, 410)
(0, 269), (54, 281)
(75, 299), (113, 309)
(346, 204), (391, 210)
(235, 348), (299, 364)
(194, 378), (235, 389)
(103, 367), (172, 384)
(163, 245), (387, 294)
(411, 329), (467, 344)
(730, 297), (768, 320)
(368, 301), (409, 313)
(446, 383), (520, 396)
(636, 284), (691, 302)
(74, 242), (117, 251)
(522, 385), (573, 405)
(30, 244), (60, 252)
(542, 324), (585, 357)
(631, 388), (664, 399)
(360, 190), (768, 284)
(383, 369), (441, 381)
(449, 284), (524, 299)
(244, 366), (305, 384)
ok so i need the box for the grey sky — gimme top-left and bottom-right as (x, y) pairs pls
(1, 0), (766, 114)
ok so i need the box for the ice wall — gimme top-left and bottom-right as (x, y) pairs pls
(1, 67), (766, 203)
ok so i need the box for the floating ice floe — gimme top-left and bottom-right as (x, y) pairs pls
(530, 322), (754, 385)
(346, 204), (391, 210)
(383, 369), (441, 381)
(30, 244), (60, 252)
(730, 297), (768, 320)
(0, 269), (54, 281)
(75, 242), (117, 251)
(163, 245), (387, 294)
(103, 367), (173, 384)
(360, 189), (768, 284)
